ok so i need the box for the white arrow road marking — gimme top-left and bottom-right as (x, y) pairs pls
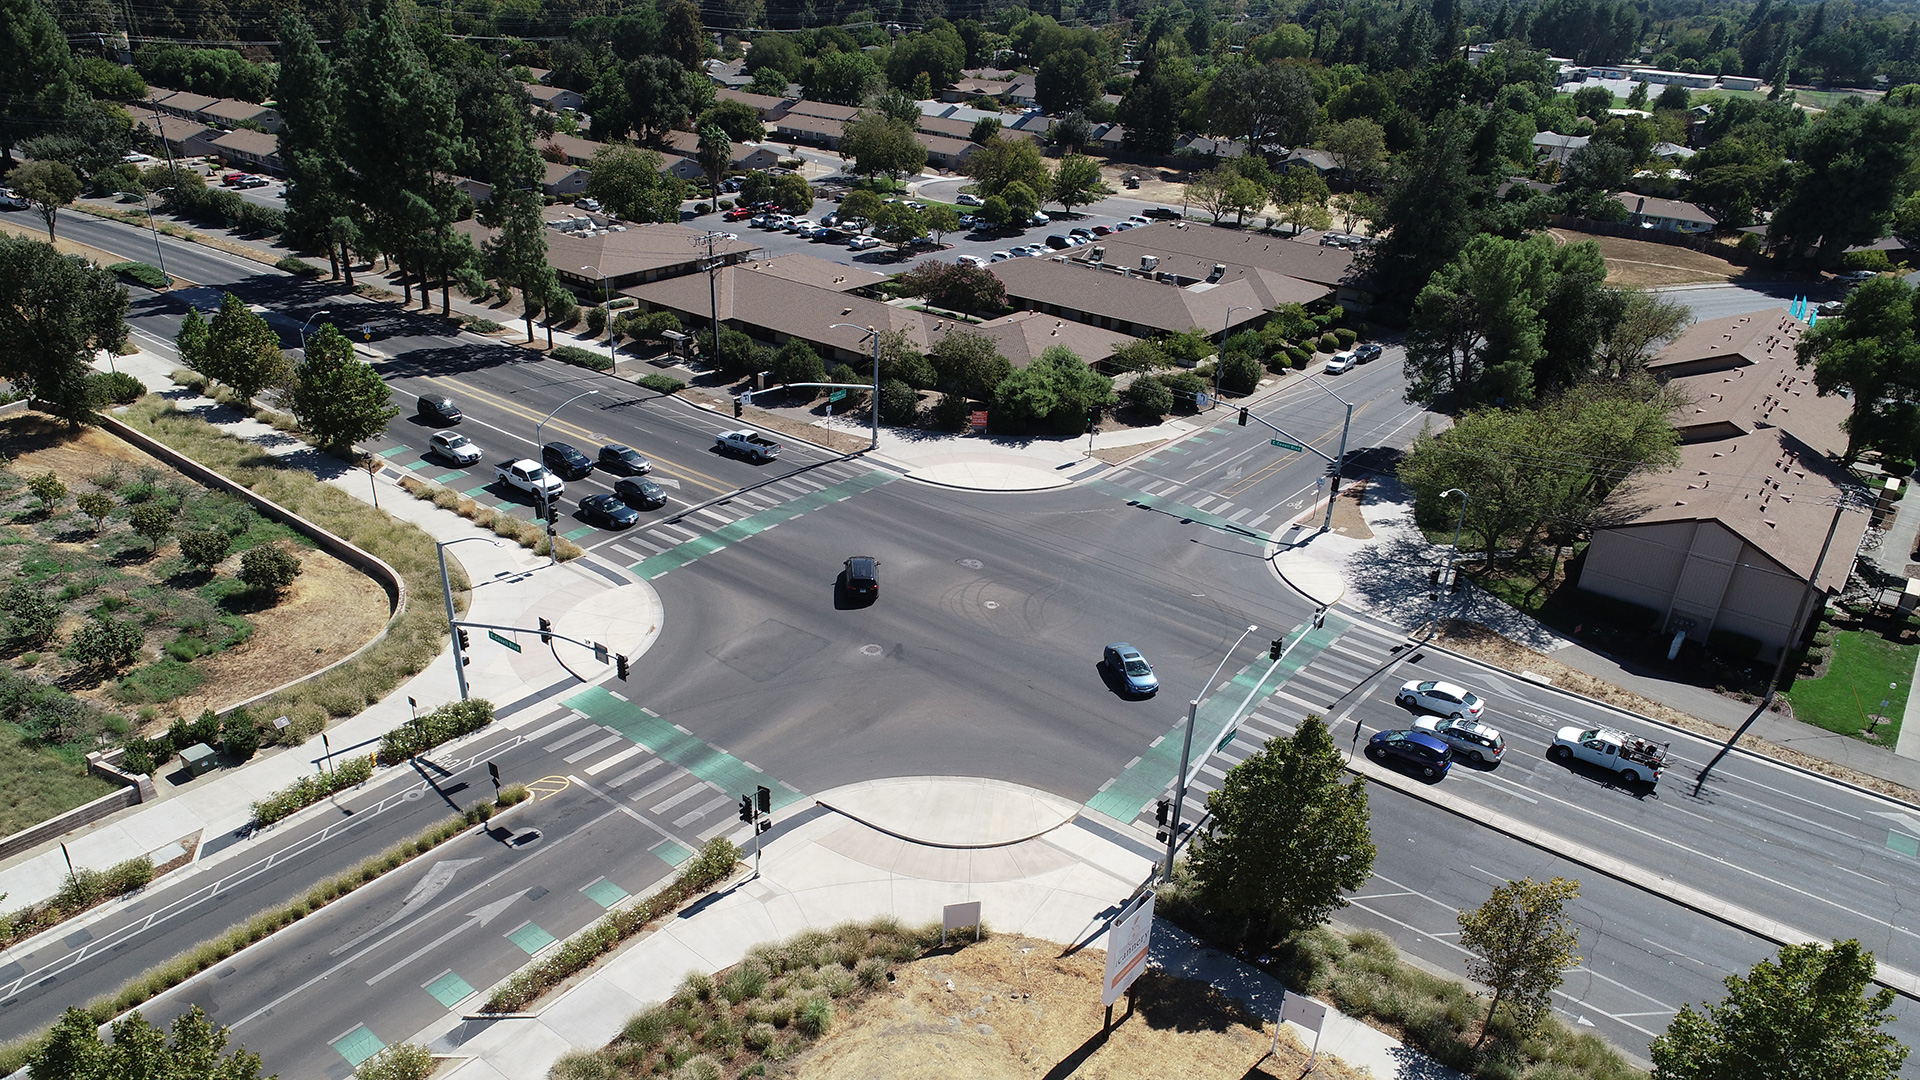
(365, 894), (521, 986)
(330, 858), (482, 956)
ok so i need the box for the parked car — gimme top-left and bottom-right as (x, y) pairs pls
(956, 192), (984, 206)
(785, 218), (816, 233)
(1102, 642), (1159, 696)
(578, 493), (638, 530)
(723, 206), (755, 221)
(1143, 207), (1182, 220)
(1395, 679), (1485, 719)
(0, 189), (27, 210)
(842, 555), (879, 601)
(847, 235), (881, 250)
(989, 250), (1013, 262)
(1114, 221), (1139, 231)
(956, 254), (986, 268)
(1069, 227), (1093, 239)
(1029, 211), (1051, 226)
(598, 444), (653, 475)
(428, 431), (482, 465)
(416, 395), (462, 425)
(1367, 729), (1452, 778)
(615, 477), (668, 510)
(1324, 352), (1357, 374)
(1817, 300), (1846, 316)
(1090, 224), (1113, 236)
(577, 197), (602, 212)
(1125, 215), (1151, 226)
(1354, 343), (1383, 363)
(1411, 716), (1506, 765)
(810, 226), (836, 240)
(234, 175), (270, 189)
(1045, 234), (1072, 249)
(541, 441), (594, 481)
(1837, 269), (1879, 285)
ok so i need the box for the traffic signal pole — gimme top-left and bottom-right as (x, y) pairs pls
(1234, 375), (1354, 534)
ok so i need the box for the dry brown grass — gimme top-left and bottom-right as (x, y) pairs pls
(1435, 620), (1920, 802)
(791, 937), (1368, 1080)
(1545, 229), (1743, 287)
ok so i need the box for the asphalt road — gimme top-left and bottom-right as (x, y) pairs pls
(32, 207), (1920, 1074)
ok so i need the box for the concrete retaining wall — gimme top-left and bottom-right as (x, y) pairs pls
(0, 787), (140, 862)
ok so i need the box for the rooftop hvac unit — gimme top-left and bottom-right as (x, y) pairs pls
(1206, 263), (1226, 283)
(1140, 255), (1159, 272)
(1089, 246), (1105, 263)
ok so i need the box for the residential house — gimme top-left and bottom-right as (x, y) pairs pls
(1091, 123), (1126, 154)
(209, 128), (282, 175)
(521, 66), (553, 84)
(197, 97), (282, 133)
(542, 161), (591, 197)
(960, 310), (1139, 368)
(659, 129), (780, 176)
(1615, 192), (1717, 233)
(988, 257), (1283, 340)
(1006, 112), (1053, 138)
(1650, 141), (1696, 160)
(536, 132), (607, 168)
(1003, 75), (1038, 106)
(782, 100), (861, 124)
(771, 112), (846, 150)
(1180, 136), (1246, 160)
(705, 58), (750, 89)
(717, 88), (792, 121)
(526, 84), (585, 113)
(1278, 148), (1338, 175)
(142, 87), (222, 122)
(916, 132), (978, 170)
(1532, 131), (1590, 166)
(943, 77), (1017, 103)
(1579, 308), (1868, 657)
(1079, 222), (1373, 305)
(136, 113), (223, 160)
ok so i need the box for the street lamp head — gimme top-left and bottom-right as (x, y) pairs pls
(1442, 488), (1466, 499)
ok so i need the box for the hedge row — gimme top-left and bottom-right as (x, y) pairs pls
(250, 755), (375, 825)
(0, 857), (153, 948)
(377, 698), (494, 765)
(552, 345), (615, 372)
(484, 837), (740, 1012)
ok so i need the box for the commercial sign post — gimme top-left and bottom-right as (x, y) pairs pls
(1276, 991), (1330, 1070)
(1100, 891), (1155, 1031)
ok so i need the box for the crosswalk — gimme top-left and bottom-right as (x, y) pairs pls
(1091, 616), (1412, 840)
(1091, 427), (1309, 546)
(504, 687), (808, 863)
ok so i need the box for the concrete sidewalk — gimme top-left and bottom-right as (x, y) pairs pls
(423, 777), (1456, 1080)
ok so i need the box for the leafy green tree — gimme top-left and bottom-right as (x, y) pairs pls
(0, 235), (127, 424)
(7, 160), (80, 242)
(1595, 289), (1693, 379)
(1218, 352), (1263, 395)
(698, 98), (764, 143)
(240, 543), (302, 596)
(1185, 715), (1375, 946)
(840, 115), (926, 181)
(1124, 374), (1175, 419)
(1650, 940), (1906, 1080)
(277, 13), (356, 282)
(747, 66), (788, 96)
(1458, 877), (1582, 1048)
(1770, 103), (1916, 263)
(129, 501), (173, 553)
(922, 204), (961, 243)
(877, 378), (919, 425)
(1, 580), (59, 649)
(75, 491), (112, 533)
(32, 1005), (271, 1080)
(928, 329), (1013, 398)
(839, 188), (883, 229)
(585, 145), (686, 223)
(68, 612), (143, 671)
(1048, 112), (1093, 153)
(1050, 154), (1112, 217)
(1796, 275), (1920, 461)
(174, 307), (210, 372)
(1000, 181), (1040, 226)
(887, 28), (964, 92)
(1362, 107), (1519, 301)
(222, 710), (261, 762)
(897, 260), (1006, 312)
(1684, 135), (1783, 229)
(868, 88), (920, 124)
(289, 324), (399, 455)
(661, 0), (705, 71)
(1036, 48), (1103, 115)
(1207, 60), (1316, 150)
(1119, 51), (1200, 156)
(0, 0), (77, 170)
(770, 338), (826, 394)
(871, 203), (927, 249)
(27, 472), (64, 514)
(179, 528), (233, 570)
(991, 346), (1116, 435)
(1322, 117), (1387, 180)
(964, 134), (1049, 199)
(805, 50), (879, 106)
(202, 292), (286, 407)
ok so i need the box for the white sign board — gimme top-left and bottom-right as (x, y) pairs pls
(1101, 892), (1155, 1006)
(1281, 992), (1327, 1032)
(942, 900), (982, 946)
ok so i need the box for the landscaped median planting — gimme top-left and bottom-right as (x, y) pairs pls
(376, 697), (494, 764)
(0, 857), (154, 948)
(483, 837), (741, 1013)
(0, 797), (522, 1074)
(249, 755), (375, 825)
(395, 474), (584, 560)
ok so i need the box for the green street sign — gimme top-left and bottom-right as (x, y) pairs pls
(488, 630), (522, 653)
(828, 389), (848, 402)
(1270, 438), (1304, 452)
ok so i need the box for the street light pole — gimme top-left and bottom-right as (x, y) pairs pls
(1163, 623), (1259, 880)
(533, 390), (600, 566)
(1216, 305), (1254, 410)
(1432, 488), (1468, 630)
(582, 265), (614, 370)
(141, 186), (174, 289)
(438, 537), (503, 701)
(298, 309), (333, 353)
(829, 322), (882, 450)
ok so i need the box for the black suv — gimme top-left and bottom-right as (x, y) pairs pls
(541, 441), (593, 481)
(842, 555), (878, 601)
(1143, 207), (1183, 220)
(416, 395), (462, 424)
(1354, 343), (1383, 363)
(615, 477), (667, 509)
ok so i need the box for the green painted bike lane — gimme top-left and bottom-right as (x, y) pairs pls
(1086, 476), (1277, 549)
(633, 469), (896, 579)
(1084, 612), (1352, 822)
(564, 686), (806, 813)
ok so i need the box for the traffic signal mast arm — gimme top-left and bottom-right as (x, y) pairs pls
(1236, 406), (1333, 463)
(449, 619), (605, 652)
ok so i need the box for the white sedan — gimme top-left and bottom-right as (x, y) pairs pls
(1396, 680), (1485, 719)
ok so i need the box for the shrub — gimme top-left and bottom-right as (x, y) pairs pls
(552, 345), (614, 371)
(468, 318), (505, 333)
(1842, 249), (1894, 273)
(1123, 375), (1173, 419)
(1317, 332), (1339, 352)
(275, 256), (324, 278)
(67, 614), (143, 672)
(87, 371), (146, 405)
(1163, 371), (1205, 412)
(794, 995), (832, 1037)
(129, 501), (174, 551)
(251, 754), (375, 824)
(1333, 327), (1358, 347)
(586, 305), (608, 336)
(377, 698), (496, 764)
(106, 261), (168, 288)
(608, 297), (637, 310)
(1218, 352), (1262, 396)
(25, 472), (64, 514)
(878, 378), (918, 426)
(636, 374), (684, 394)
(239, 543), (301, 595)
(694, 202), (710, 214)
(548, 291), (581, 329)
(178, 527), (233, 570)
(354, 1043), (434, 1080)
(222, 709), (262, 761)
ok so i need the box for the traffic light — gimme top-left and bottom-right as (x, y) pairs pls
(757, 785), (771, 814)
(738, 796), (754, 823)
(1269, 638), (1283, 660)
(457, 628), (470, 650)
(734, 395), (744, 417)
(615, 653), (629, 681)
(487, 761), (501, 789)
(1237, 407), (1248, 427)
(1155, 798), (1169, 826)
(1313, 607), (1327, 629)
(538, 617), (552, 644)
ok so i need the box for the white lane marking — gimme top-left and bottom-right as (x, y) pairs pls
(607, 758), (665, 788)
(584, 744), (645, 775)
(564, 733), (626, 763)
(542, 726), (600, 753)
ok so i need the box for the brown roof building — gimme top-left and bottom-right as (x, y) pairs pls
(989, 257), (1284, 339)
(136, 113), (223, 160)
(1579, 307), (1868, 657)
(782, 100), (861, 123)
(717, 88), (792, 120)
(197, 97), (282, 132)
(457, 218), (755, 293)
(770, 112), (847, 149)
(1079, 222), (1371, 302)
(209, 128), (281, 173)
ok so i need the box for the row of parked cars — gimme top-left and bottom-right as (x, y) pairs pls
(413, 395), (668, 528)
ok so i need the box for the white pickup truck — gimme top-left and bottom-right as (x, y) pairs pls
(1549, 726), (1670, 785)
(716, 429), (781, 462)
(494, 459), (564, 500)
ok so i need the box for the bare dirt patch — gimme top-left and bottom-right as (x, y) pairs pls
(1097, 162), (1192, 205)
(0, 416), (389, 727)
(792, 937), (1368, 1080)
(1545, 229), (1742, 287)
(1328, 481), (1373, 539)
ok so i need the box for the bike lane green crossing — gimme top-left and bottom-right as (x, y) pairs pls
(563, 686), (806, 812)
(632, 469), (896, 579)
(1084, 612), (1352, 822)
